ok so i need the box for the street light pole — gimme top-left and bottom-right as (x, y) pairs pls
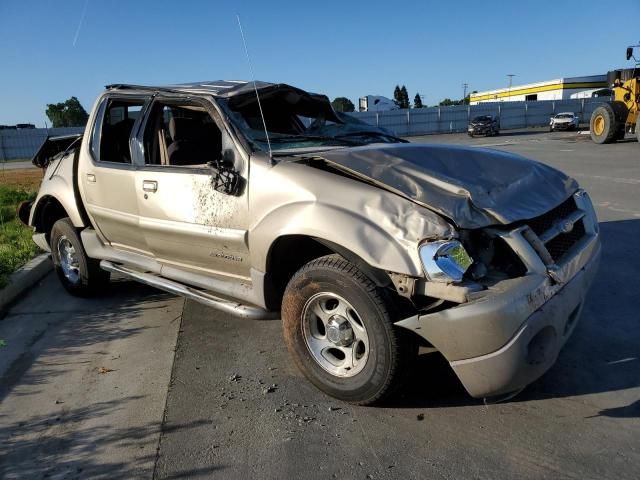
(507, 74), (516, 100)
(462, 83), (468, 104)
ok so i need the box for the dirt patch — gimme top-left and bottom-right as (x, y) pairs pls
(0, 168), (44, 190)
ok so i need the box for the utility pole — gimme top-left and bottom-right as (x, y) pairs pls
(507, 74), (516, 100)
(462, 83), (468, 104)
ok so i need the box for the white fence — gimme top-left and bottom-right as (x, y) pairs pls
(0, 98), (608, 161)
(348, 97), (607, 136)
(0, 127), (84, 161)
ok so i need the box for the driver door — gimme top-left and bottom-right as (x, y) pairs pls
(134, 96), (251, 280)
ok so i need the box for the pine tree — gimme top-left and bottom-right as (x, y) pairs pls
(393, 85), (402, 108)
(414, 93), (423, 108)
(400, 85), (409, 109)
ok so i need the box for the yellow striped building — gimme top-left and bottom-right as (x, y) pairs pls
(469, 75), (607, 104)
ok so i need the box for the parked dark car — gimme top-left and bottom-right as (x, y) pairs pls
(468, 115), (500, 137)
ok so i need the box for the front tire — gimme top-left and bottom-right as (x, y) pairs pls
(590, 104), (618, 144)
(50, 218), (110, 296)
(281, 254), (415, 405)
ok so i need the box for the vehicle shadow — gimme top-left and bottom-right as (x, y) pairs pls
(0, 396), (221, 479)
(388, 219), (640, 414)
(0, 276), (177, 403)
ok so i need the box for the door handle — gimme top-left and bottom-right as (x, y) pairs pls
(87, 174), (96, 183)
(142, 180), (158, 193)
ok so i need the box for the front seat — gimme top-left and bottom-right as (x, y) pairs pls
(167, 117), (206, 166)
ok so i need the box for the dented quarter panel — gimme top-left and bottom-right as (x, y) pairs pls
(29, 153), (86, 229)
(248, 153), (456, 276)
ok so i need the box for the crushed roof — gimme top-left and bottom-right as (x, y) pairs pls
(105, 80), (276, 97)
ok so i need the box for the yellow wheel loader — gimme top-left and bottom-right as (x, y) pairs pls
(590, 44), (640, 144)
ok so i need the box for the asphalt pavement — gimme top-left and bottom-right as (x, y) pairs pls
(156, 129), (640, 480)
(1, 128), (639, 479)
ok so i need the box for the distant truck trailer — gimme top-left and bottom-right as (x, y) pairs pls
(358, 95), (398, 112)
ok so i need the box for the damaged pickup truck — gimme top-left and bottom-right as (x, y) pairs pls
(21, 81), (601, 404)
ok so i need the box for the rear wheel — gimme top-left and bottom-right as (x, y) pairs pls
(636, 115), (640, 143)
(281, 254), (416, 405)
(50, 218), (110, 296)
(590, 104), (618, 144)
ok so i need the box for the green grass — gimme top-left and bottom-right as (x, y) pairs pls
(0, 183), (40, 288)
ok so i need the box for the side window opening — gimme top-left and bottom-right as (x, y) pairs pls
(98, 99), (144, 163)
(143, 101), (224, 167)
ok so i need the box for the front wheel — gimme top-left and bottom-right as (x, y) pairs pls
(50, 218), (110, 296)
(281, 255), (416, 405)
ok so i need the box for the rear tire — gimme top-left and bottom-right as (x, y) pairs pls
(636, 115), (640, 143)
(281, 254), (416, 405)
(50, 218), (110, 296)
(590, 104), (618, 144)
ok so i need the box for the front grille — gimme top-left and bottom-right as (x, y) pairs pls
(525, 196), (586, 263)
(545, 220), (586, 261)
(527, 196), (577, 236)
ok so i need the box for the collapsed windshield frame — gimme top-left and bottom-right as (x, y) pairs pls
(218, 85), (403, 153)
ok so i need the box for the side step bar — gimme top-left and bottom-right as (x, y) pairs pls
(100, 261), (279, 320)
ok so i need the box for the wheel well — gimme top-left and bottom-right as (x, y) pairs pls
(263, 235), (392, 311)
(32, 196), (69, 242)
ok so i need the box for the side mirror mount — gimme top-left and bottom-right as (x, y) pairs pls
(208, 150), (242, 196)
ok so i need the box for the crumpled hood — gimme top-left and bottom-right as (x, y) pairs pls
(315, 143), (579, 229)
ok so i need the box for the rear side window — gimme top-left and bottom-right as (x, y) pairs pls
(93, 99), (144, 163)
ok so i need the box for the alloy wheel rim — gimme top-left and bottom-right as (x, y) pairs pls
(301, 292), (370, 378)
(57, 236), (80, 284)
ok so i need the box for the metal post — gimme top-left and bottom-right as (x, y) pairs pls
(0, 132), (5, 162)
(525, 102), (528, 128)
(376, 112), (379, 127)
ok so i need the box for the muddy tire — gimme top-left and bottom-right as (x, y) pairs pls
(281, 254), (416, 405)
(50, 218), (110, 296)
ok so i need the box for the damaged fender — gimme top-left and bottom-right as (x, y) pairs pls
(248, 154), (456, 276)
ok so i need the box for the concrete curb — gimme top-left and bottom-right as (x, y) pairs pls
(0, 254), (52, 315)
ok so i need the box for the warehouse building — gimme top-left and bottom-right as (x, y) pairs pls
(469, 74), (607, 104)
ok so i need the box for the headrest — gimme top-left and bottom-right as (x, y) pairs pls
(168, 117), (202, 141)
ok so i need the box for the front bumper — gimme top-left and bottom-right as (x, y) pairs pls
(552, 122), (575, 130)
(450, 245), (599, 397)
(468, 125), (491, 134)
(395, 194), (601, 398)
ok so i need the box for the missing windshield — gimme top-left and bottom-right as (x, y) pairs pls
(220, 84), (404, 152)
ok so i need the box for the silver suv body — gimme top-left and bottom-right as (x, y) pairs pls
(24, 81), (601, 404)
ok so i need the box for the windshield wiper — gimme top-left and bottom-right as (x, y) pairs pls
(254, 134), (355, 145)
(334, 131), (407, 143)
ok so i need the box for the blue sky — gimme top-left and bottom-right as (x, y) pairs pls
(1, 0), (638, 126)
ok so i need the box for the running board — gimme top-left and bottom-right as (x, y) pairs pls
(100, 260), (279, 320)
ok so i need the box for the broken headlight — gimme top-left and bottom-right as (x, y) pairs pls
(419, 240), (473, 283)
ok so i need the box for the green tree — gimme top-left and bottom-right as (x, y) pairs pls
(439, 98), (464, 106)
(331, 97), (355, 112)
(414, 93), (424, 108)
(400, 85), (409, 109)
(45, 97), (89, 127)
(393, 85), (402, 108)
